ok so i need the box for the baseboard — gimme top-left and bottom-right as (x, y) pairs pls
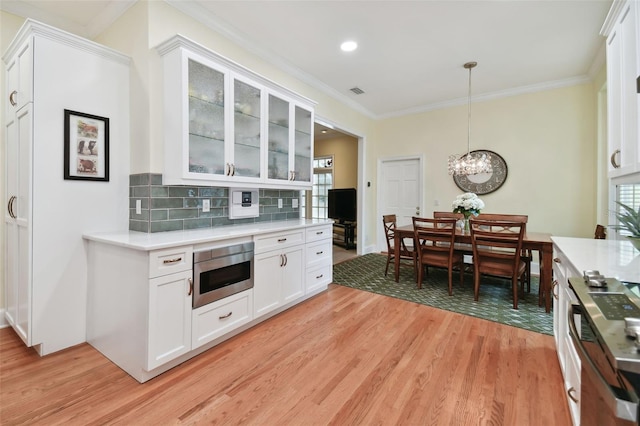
(0, 309), (8, 328)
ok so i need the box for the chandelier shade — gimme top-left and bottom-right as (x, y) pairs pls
(448, 62), (493, 176)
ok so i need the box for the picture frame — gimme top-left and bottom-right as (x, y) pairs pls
(64, 109), (109, 181)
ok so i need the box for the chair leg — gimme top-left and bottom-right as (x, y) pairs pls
(473, 269), (480, 301)
(447, 267), (453, 296)
(417, 262), (423, 289)
(512, 277), (519, 310)
(384, 255), (390, 276)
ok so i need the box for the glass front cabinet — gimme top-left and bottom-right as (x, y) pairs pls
(157, 35), (315, 189)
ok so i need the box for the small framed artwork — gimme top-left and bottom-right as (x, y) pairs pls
(64, 109), (109, 181)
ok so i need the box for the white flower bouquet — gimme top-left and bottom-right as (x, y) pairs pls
(452, 192), (485, 218)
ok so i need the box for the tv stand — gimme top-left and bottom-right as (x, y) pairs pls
(333, 222), (356, 250)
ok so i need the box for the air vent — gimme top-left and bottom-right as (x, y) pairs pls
(350, 87), (365, 95)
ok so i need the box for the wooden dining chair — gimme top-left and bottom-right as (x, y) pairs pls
(382, 214), (416, 280)
(469, 219), (527, 309)
(413, 217), (464, 295)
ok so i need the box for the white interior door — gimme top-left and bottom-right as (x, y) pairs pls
(378, 156), (423, 250)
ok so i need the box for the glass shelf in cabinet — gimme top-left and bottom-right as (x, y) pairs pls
(189, 94), (224, 109)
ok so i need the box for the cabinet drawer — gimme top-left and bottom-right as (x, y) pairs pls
(306, 225), (332, 243)
(149, 246), (193, 278)
(254, 230), (304, 253)
(192, 290), (253, 349)
(306, 264), (332, 294)
(306, 239), (332, 268)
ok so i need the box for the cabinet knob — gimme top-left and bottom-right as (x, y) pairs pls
(610, 149), (621, 169)
(9, 90), (17, 107)
(553, 257), (561, 263)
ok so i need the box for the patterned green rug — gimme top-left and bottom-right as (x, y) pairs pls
(332, 253), (553, 335)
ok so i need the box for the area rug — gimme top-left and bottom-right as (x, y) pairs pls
(332, 253), (553, 335)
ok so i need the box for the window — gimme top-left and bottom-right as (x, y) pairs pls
(302, 156), (333, 219)
(616, 183), (640, 236)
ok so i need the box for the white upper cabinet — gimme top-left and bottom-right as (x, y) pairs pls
(156, 35), (315, 189)
(602, 0), (640, 179)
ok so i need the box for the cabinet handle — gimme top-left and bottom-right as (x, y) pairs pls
(553, 257), (560, 263)
(610, 149), (621, 169)
(219, 311), (233, 320)
(225, 163), (231, 176)
(9, 90), (17, 107)
(279, 254), (284, 267)
(277, 238), (287, 243)
(316, 251), (323, 255)
(231, 163), (235, 176)
(316, 274), (324, 279)
(567, 386), (578, 403)
(283, 253), (288, 267)
(7, 196), (16, 219)
(187, 277), (193, 296)
(316, 231), (323, 235)
(163, 257), (182, 264)
(552, 280), (559, 300)
(292, 171), (296, 181)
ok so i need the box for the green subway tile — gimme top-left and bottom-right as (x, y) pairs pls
(184, 218), (213, 229)
(150, 198), (183, 209)
(150, 174), (163, 185)
(129, 220), (149, 233)
(151, 210), (168, 220)
(133, 186), (150, 197)
(150, 186), (169, 197)
(169, 209), (199, 220)
(169, 187), (198, 198)
(199, 187), (226, 197)
(150, 220), (184, 233)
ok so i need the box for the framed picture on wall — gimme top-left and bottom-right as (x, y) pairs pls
(64, 109), (109, 181)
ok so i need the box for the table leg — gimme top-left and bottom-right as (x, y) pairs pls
(541, 245), (552, 313)
(394, 232), (400, 282)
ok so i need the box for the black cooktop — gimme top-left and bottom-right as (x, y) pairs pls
(590, 293), (640, 320)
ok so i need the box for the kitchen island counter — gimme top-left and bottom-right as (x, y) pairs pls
(551, 236), (640, 283)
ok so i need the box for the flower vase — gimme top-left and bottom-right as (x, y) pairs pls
(463, 216), (471, 234)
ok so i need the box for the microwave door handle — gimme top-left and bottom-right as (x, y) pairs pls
(568, 305), (639, 423)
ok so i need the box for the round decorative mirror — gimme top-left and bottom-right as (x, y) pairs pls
(452, 150), (508, 195)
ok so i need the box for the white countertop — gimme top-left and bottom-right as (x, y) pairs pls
(551, 236), (640, 283)
(83, 219), (334, 251)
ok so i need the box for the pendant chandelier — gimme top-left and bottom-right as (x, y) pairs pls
(448, 62), (492, 176)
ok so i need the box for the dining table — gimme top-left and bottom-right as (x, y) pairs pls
(393, 224), (554, 313)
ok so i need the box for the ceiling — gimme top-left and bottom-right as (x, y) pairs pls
(1, 0), (613, 119)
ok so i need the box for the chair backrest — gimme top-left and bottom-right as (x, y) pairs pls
(469, 219), (525, 273)
(382, 214), (397, 251)
(413, 216), (457, 258)
(433, 211), (463, 220)
(476, 213), (528, 233)
(595, 224), (606, 239)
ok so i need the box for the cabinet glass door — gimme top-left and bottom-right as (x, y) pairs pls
(267, 94), (290, 180)
(188, 59), (225, 175)
(233, 79), (261, 178)
(293, 105), (312, 183)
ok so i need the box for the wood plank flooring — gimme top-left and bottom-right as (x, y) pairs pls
(0, 284), (571, 425)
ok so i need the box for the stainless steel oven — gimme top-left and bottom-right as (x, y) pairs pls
(569, 303), (640, 425)
(193, 242), (254, 309)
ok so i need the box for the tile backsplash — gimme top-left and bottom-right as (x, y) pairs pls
(129, 173), (301, 233)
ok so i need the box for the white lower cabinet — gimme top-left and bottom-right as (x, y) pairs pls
(254, 245), (304, 318)
(148, 270), (192, 370)
(305, 225), (333, 294)
(552, 244), (581, 426)
(192, 290), (252, 349)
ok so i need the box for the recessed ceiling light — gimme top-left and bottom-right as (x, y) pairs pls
(340, 40), (358, 52)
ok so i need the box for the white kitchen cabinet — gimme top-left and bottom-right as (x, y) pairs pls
(552, 244), (581, 426)
(156, 34), (315, 189)
(253, 229), (305, 318)
(3, 20), (130, 355)
(602, 0), (640, 178)
(148, 270), (193, 370)
(192, 289), (253, 349)
(305, 224), (333, 294)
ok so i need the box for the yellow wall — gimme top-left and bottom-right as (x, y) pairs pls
(315, 135), (359, 189)
(373, 83), (598, 237)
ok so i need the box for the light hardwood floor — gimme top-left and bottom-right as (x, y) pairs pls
(0, 284), (570, 425)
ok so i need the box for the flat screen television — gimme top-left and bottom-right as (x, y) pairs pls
(328, 188), (357, 223)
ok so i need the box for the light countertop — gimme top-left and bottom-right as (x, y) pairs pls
(83, 219), (334, 251)
(551, 236), (640, 283)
